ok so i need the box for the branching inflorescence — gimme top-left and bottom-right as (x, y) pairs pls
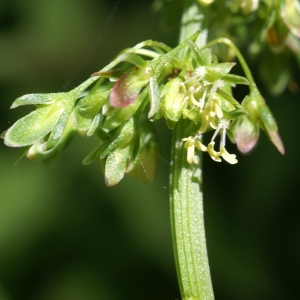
(2, 31), (284, 186)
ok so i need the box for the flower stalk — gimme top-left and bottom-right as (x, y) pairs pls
(171, 119), (214, 300)
(170, 1), (214, 299)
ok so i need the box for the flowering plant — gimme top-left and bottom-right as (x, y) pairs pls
(2, 31), (283, 179)
(2, 0), (299, 299)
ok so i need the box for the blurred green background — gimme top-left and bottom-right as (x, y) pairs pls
(0, 0), (299, 299)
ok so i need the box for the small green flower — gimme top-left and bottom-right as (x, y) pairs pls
(161, 77), (186, 122)
(236, 88), (285, 154)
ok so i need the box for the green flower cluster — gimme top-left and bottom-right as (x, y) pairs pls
(2, 31), (283, 185)
(155, 0), (300, 95)
(209, 0), (300, 95)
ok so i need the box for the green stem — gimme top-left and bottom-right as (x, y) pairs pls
(170, 1), (214, 299)
(170, 120), (214, 300)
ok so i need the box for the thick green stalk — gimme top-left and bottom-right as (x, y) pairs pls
(170, 1), (214, 299)
(170, 120), (214, 300)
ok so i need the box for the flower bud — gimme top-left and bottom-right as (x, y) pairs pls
(239, 89), (285, 154)
(109, 68), (150, 108)
(104, 145), (131, 186)
(235, 115), (259, 153)
(161, 77), (186, 122)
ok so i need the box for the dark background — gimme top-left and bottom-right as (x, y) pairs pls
(0, 0), (299, 299)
